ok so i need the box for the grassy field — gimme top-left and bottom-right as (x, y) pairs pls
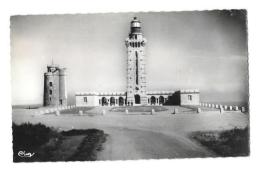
(110, 106), (168, 112)
(12, 123), (107, 162)
(190, 127), (249, 157)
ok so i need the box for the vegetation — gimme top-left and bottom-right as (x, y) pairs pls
(13, 123), (107, 162)
(190, 127), (249, 157)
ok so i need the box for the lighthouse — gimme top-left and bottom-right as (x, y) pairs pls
(125, 17), (148, 106)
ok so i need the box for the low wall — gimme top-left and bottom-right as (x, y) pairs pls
(199, 102), (247, 113)
(33, 105), (77, 115)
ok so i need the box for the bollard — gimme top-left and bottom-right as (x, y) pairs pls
(173, 108), (178, 114)
(229, 106), (233, 111)
(102, 110), (106, 115)
(220, 107), (224, 114)
(79, 110), (83, 116)
(215, 104), (219, 108)
(125, 109), (129, 114)
(234, 106), (239, 111)
(55, 110), (60, 116)
(208, 104), (211, 108)
(241, 107), (246, 113)
(151, 109), (155, 115)
(197, 108), (201, 113)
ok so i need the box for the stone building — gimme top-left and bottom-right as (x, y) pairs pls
(75, 17), (200, 107)
(43, 64), (67, 106)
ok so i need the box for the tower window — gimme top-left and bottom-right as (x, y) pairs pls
(188, 95), (192, 101)
(84, 97), (88, 102)
(49, 82), (52, 86)
(49, 90), (52, 95)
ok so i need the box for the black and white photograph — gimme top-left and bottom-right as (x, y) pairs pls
(11, 10), (249, 162)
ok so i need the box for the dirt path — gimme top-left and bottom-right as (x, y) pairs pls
(97, 127), (215, 160)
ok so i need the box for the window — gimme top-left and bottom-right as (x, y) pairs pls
(49, 90), (52, 95)
(49, 82), (52, 87)
(188, 95), (192, 101)
(84, 97), (88, 102)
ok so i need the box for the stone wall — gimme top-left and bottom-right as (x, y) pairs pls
(200, 102), (248, 113)
(32, 105), (76, 115)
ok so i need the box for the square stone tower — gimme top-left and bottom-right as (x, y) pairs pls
(125, 17), (148, 106)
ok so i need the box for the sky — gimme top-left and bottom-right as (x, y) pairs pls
(11, 10), (248, 105)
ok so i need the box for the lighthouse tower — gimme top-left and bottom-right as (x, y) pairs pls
(43, 64), (67, 106)
(125, 17), (148, 106)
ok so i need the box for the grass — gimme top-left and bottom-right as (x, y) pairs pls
(110, 106), (168, 112)
(190, 127), (249, 157)
(12, 123), (107, 162)
(60, 107), (94, 114)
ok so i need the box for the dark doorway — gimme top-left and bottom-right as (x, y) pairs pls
(119, 97), (124, 106)
(159, 96), (164, 105)
(59, 99), (62, 105)
(110, 97), (115, 106)
(135, 94), (140, 104)
(102, 97), (107, 106)
(151, 96), (156, 105)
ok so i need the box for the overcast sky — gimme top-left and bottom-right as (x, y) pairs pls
(11, 10), (248, 105)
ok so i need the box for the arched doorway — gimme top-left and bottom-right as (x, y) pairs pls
(135, 94), (140, 104)
(110, 97), (115, 106)
(102, 97), (107, 106)
(151, 96), (156, 105)
(119, 97), (124, 106)
(159, 96), (165, 105)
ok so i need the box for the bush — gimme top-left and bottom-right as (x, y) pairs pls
(12, 122), (107, 162)
(12, 123), (60, 155)
(191, 127), (249, 157)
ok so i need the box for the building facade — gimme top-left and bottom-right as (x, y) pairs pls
(43, 64), (67, 106)
(74, 17), (200, 107)
(75, 90), (200, 107)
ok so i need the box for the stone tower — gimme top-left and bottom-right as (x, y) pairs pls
(125, 17), (148, 106)
(43, 64), (67, 106)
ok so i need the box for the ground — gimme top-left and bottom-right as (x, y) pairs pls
(12, 106), (249, 160)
